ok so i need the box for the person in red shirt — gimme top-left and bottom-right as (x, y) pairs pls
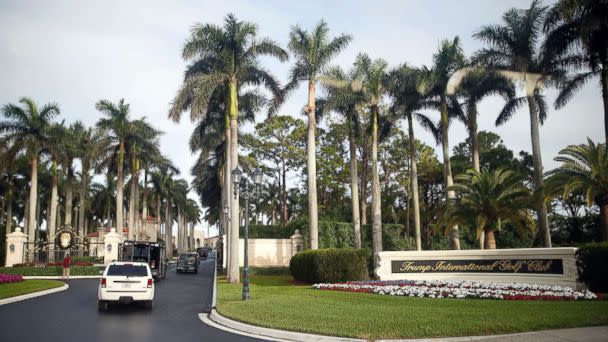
(62, 253), (71, 279)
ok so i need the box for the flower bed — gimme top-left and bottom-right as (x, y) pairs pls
(313, 279), (598, 301)
(0, 273), (24, 284)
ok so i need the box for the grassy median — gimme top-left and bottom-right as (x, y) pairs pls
(216, 275), (608, 339)
(0, 280), (65, 300)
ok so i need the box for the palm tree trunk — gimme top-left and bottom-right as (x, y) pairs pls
(27, 156), (38, 244)
(142, 168), (148, 239)
(129, 173), (136, 240)
(597, 195), (608, 241)
(116, 142), (125, 233)
(281, 160), (288, 225)
(134, 169), (141, 239)
(177, 207), (182, 253)
(155, 195), (161, 239)
(165, 198), (172, 258)
(601, 66), (608, 146)
(65, 167), (73, 226)
(484, 229), (496, 249)
(469, 105), (484, 249)
(49, 161), (59, 256)
(407, 112), (422, 251)
(79, 163), (88, 238)
(6, 177), (13, 234)
(371, 107), (383, 269)
(441, 95), (460, 250)
(527, 95), (551, 248)
(228, 79), (240, 283)
(307, 80), (319, 250)
(361, 152), (368, 225)
(348, 119), (361, 249)
(224, 114), (232, 279)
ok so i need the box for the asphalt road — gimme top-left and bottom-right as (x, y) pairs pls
(0, 257), (266, 342)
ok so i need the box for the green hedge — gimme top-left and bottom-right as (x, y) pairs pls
(289, 248), (370, 283)
(576, 242), (608, 293)
(0, 266), (104, 276)
(241, 225), (294, 239)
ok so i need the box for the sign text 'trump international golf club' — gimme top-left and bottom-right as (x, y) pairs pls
(391, 259), (564, 274)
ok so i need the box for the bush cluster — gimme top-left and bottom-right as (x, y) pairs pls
(576, 242), (608, 293)
(289, 248), (370, 283)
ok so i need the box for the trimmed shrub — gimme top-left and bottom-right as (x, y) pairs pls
(241, 225), (293, 239)
(289, 248), (370, 283)
(249, 267), (290, 276)
(576, 242), (608, 293)
(0, 266), (104, 276)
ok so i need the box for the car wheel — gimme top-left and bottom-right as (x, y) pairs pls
(144, 301), (153, 310)
(98, 301), (108, 312)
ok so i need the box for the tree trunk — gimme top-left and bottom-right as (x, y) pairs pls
(65, 167), (73, 226)
(469, 105), (484, 249)
(371, 106), (383, 269)
(177, 207), (182, 253)
(441, 95), (460, 250)
(348, 119), (361, 249)
(281, 160), (288, 226)
(228, 79), (240, 283)
(128, 173), (136, 240)
(49, 161), (58, 254)
(116, 142), (125, 233)
(601, 65), (608, 146)
(142, 168), (148, 239)
(484, 229), (496, 249)
(307, 80), (319, 250)
(134, 169), (140, 240)
(527, 95), (551, 247)
(6, 177), (13, 234)
(361, 151), (369, 225)
(27, 156), (38, 244)
(224, 112), (232, 279)
(165, 199), (172, 258)
(155, 195), (161, 239)
(596, 195), (608, 241)
(79, 163), (88, 239)
(407, 112), (422, 251)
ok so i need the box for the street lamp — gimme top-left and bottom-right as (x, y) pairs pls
(241, 178), (251, 301)
(219, 204), (229, 272)
(231, 167), (242, 199)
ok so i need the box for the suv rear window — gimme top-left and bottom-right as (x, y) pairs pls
(107, 265), (148, 277)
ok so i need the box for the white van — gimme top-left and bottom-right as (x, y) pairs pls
(98, 261), (155, 311)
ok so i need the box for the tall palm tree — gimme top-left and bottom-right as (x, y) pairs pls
(544, 0), (608, 145)
(96, 99), (147, 235)
(472, 0), (564, 247)
(387, 65), (430, 251)
(319, 66), (365, 248)
(61, 122), (83, 227)
(352, 53), (389, 267)
(0, 97), (59, 243)
(282, 20), (351, 250)
(418, 37), (467, 249)
(170, 13), (287, 283)
(439, 168), (536, 249)
(546, 139), (608, 240)
(75, 126), (109, 237)
(0, 143), (23, 235)
(44, 122), (67, 251)
(185, 198), (201, 249)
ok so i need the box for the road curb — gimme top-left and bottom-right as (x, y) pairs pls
(0, 283), (69, 306)
(204, 309), (365, 342)
(23, 275), (101, 279)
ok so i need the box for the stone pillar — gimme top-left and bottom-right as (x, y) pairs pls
(290, 229), (304, 257)
(103, 228), (122, 265)
(5, 227), (27, 267)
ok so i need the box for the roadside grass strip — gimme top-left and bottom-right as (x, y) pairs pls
(313, 280), (598, 301)
(217, 275), (608, 339)
(0, 279), (65, 299)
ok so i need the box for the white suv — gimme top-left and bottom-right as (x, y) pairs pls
(98, 261), (155, 311)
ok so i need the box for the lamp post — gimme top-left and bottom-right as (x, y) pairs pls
(219, 204), (228, 272)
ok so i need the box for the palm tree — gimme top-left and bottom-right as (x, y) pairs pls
(352, 53), (389, 267)
(282, 20), (351, 250)
(418, 37), (467, 249)
(544, 0), (608, 145)
(60, 122), (83, 227)
(185, 199), (201, 249)
(0, 97), (59, 243)
(319, 66), (365, 248)
(546, 139), (608, 240)
(170, 13), (287, 283)
(75, 126), (109, 237)
(388, 65), (431, 251)
(472, 0), (564, 247)
(439, 168), (535, 249)
(44, 123), (66, 252)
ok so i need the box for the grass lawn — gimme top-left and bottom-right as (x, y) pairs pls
(217, 275), (608, 340)
(0, 280), (65, 300)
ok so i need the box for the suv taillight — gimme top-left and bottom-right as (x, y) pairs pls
(147, 278), (153, 288)
(101, 278), (107, 288)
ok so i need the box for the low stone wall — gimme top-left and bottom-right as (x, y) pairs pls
(222, 233), (303, 267)
(376, 248), (582, 289)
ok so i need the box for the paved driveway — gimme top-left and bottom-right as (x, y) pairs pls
(0, 258), (266, 342)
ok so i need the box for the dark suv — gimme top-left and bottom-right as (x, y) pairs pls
(176, 252), (199, 273)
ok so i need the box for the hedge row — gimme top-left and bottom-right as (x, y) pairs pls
(244, 219), (414, 251)
(0, 266), (104, 276)
(576, 242), (608, 293)
(289, 248), (370, 283)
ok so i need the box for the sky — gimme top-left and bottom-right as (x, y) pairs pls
(0, 0), (603, 236)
